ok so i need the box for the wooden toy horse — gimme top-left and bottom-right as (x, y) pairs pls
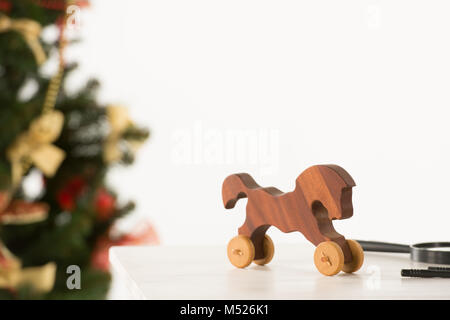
(222, 164), (364, 276)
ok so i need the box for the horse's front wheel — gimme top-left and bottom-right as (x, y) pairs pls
(227, 235), (255, 268)
(314, 241), (344, 276)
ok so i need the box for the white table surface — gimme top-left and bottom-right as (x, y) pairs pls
(109, 244), (450, 300)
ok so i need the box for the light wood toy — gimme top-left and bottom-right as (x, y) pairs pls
(222, 164), (364, 276)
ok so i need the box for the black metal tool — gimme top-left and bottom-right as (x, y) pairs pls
(428, 266), (450, 271)
(356, 240), (450, 265)
(401, 269), (450, 278)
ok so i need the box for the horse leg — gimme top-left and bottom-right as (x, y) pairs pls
(238, 223), (270, 260)
(305, 201), (353, 263)
(237, 203), (271, 260)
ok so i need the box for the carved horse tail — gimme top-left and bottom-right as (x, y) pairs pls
(222, 173), (261, 209)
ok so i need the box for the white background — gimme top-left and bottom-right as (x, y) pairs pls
(66, 0), (450, 247)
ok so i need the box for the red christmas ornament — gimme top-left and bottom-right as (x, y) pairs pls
(95, 189), (116, 221)
(56, 176), (86, 211)
(0, 0), (11, 12)
(66, 176), (86, 195)
(56, 189), (75, 211)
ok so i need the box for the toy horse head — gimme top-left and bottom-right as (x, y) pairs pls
(295, 165), (356, 220)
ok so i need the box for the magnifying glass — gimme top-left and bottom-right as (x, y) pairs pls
(356, 240), (450, 265)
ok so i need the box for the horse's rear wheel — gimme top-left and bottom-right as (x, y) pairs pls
(227, 235), (255, 268)
(253, 234), (275, 266)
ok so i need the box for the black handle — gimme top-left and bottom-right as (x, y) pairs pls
(355, 240), (411, 253)
(401, 269), (450, 278)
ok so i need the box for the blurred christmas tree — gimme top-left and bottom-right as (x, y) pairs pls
(0, 0), (158, 299)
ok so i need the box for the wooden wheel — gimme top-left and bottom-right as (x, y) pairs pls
(253, 235), (275, 266)
(314, 241), (344, 276)
(227, 235), (255, 268)
(342, 239), (364, 273)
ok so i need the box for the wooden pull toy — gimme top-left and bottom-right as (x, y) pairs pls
(222, 164), (364, 276)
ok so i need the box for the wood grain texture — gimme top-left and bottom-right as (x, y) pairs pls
(222, 165), (356, 262)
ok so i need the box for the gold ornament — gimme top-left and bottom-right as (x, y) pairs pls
(7, 110), (66, 186)
(0, 13), (46, 65)
(103, 106), (135, 163)
(5, 8), (68, 187)
(42, 67), (64, 114)
(42, 20), (66, 114)
(0, 242), (56, 292)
